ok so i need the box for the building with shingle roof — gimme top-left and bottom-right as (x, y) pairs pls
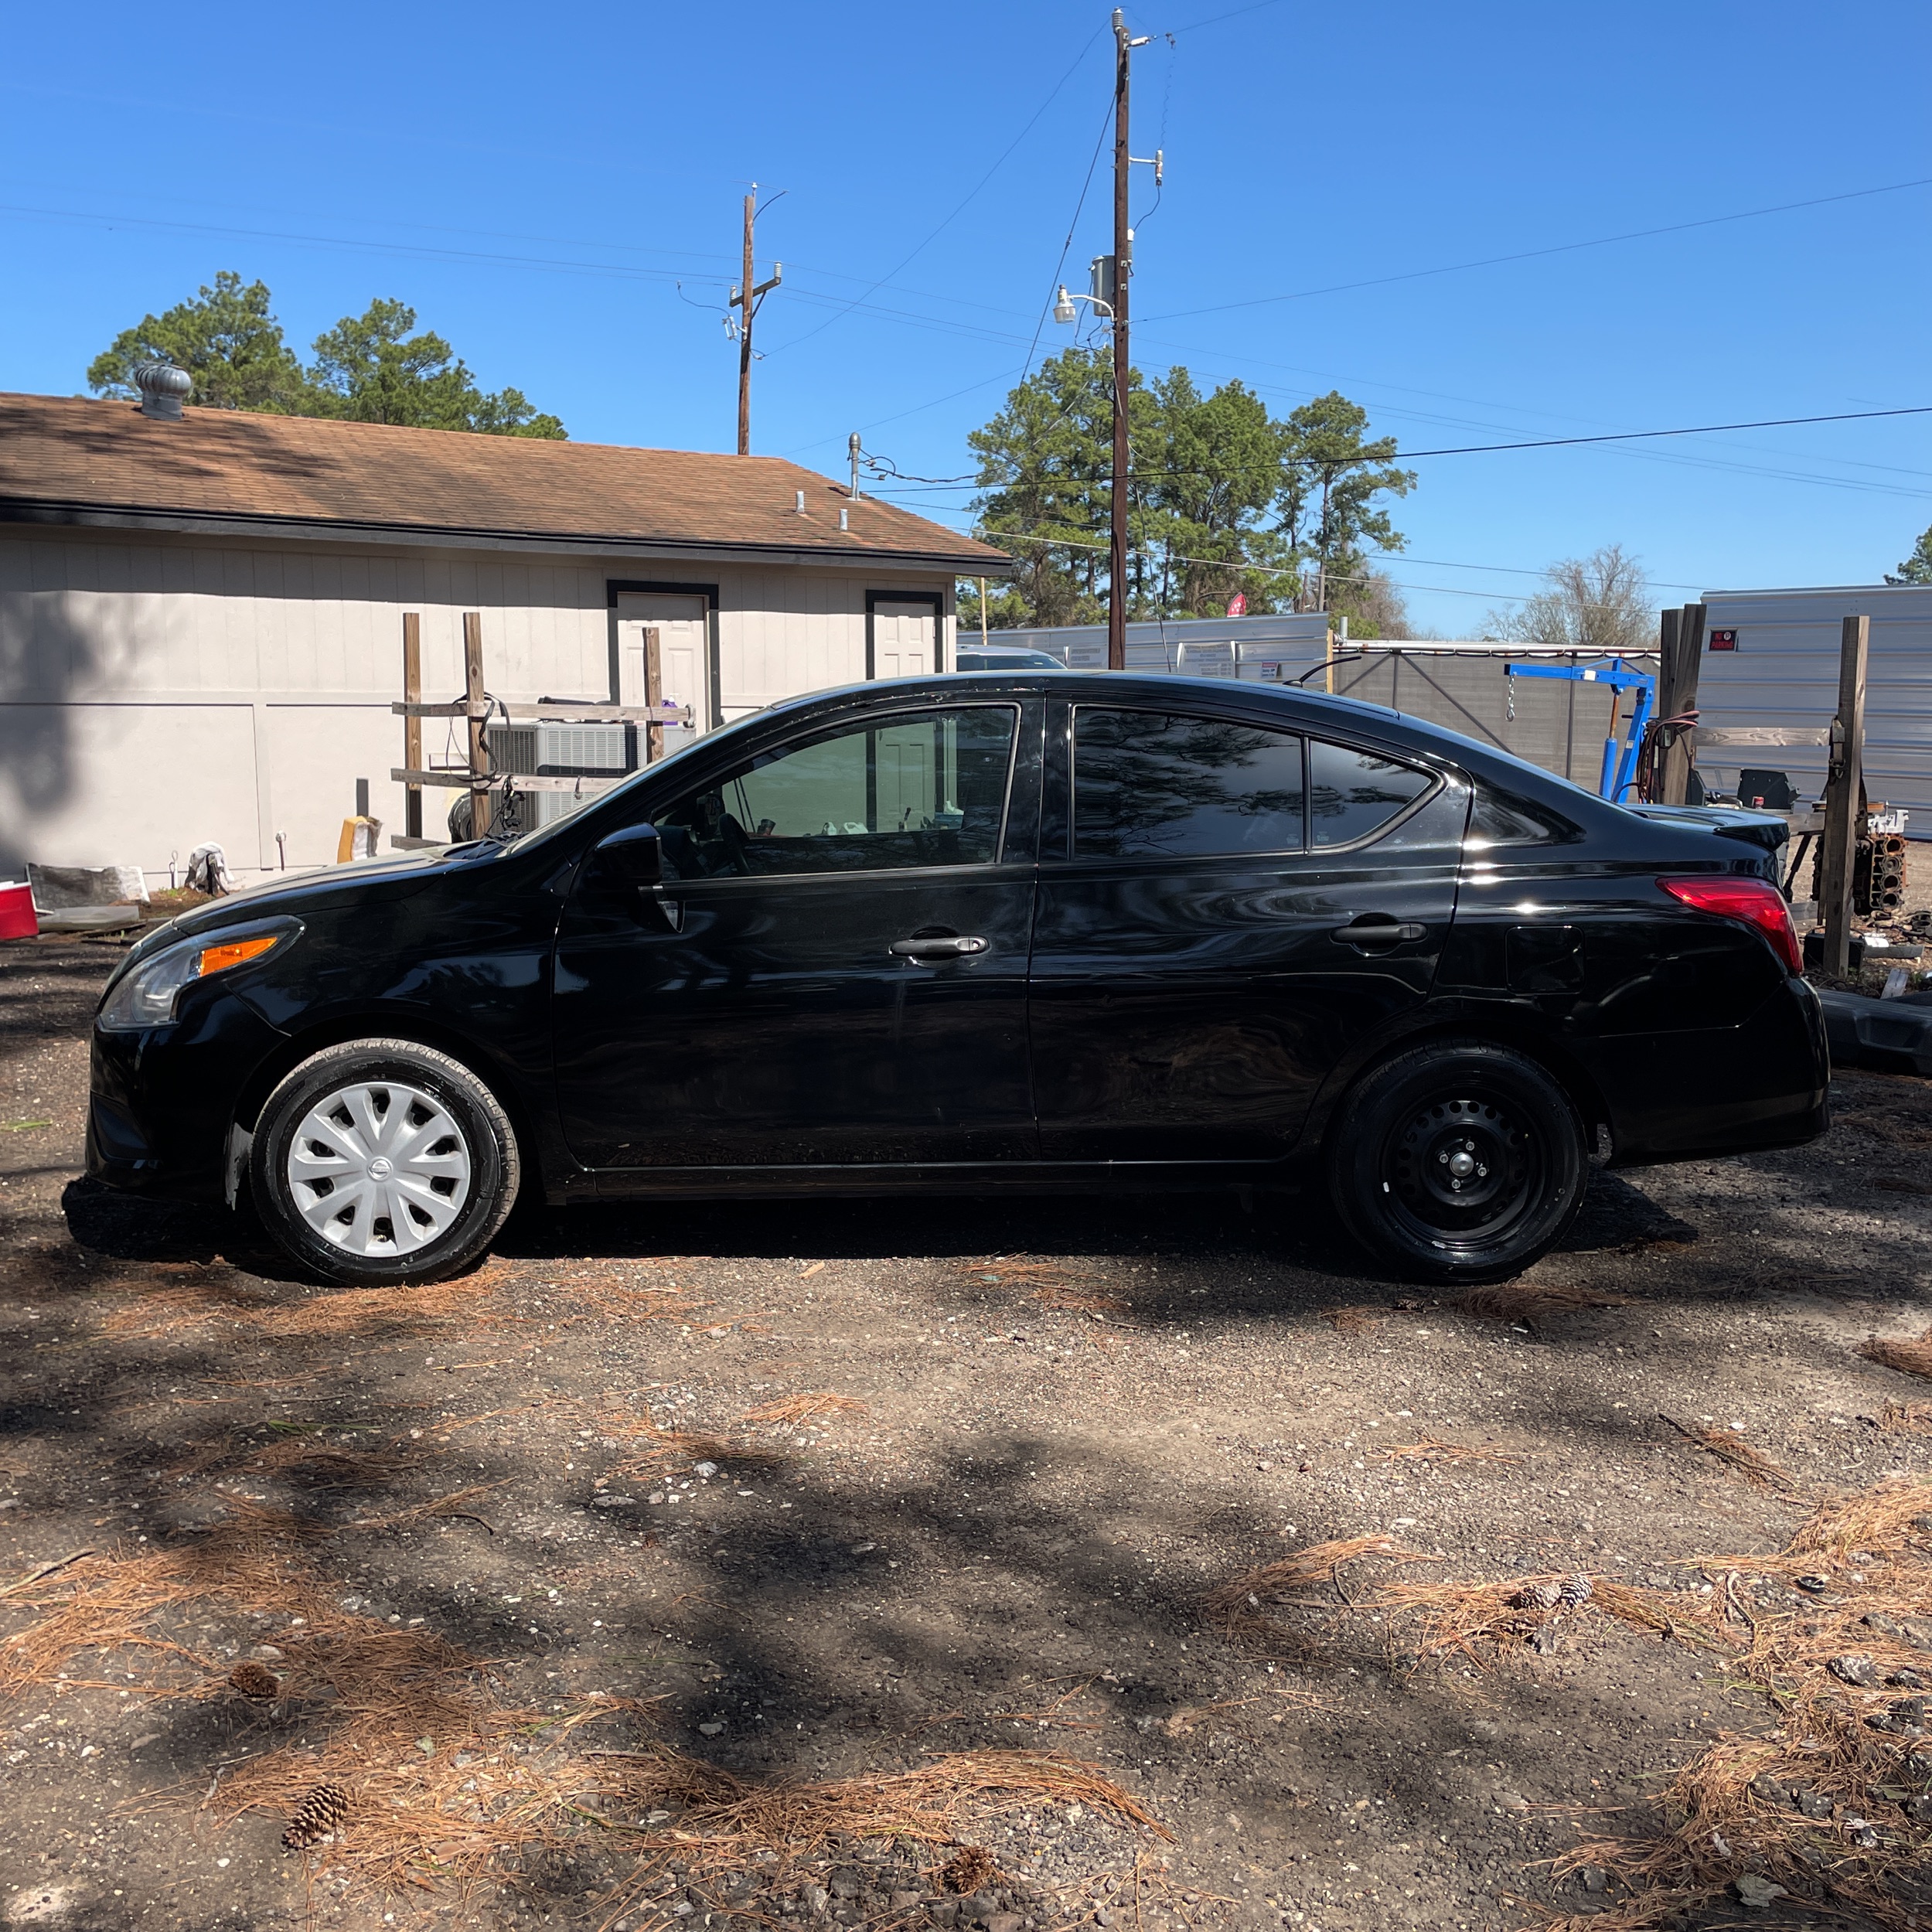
(0, 389), (1009, 876)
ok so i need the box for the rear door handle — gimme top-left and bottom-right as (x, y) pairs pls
(1332, 915), (1426, 951)
(889, 935), (990, 960)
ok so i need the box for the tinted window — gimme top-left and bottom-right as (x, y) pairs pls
(656, 707), (1015, 878)
(1073, 709), (1305, 859)
(1308, 740), (1433, 847)
(957, 648), (1065, 671)
(1467, 786), (1576, 848)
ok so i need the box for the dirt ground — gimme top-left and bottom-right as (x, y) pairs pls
(5, 933), (1932, 1932)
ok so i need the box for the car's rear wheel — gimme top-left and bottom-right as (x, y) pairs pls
(1327, 1039), (1586, 1281)
(248, 1039), (519, 1286)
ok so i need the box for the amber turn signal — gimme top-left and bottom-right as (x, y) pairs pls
(195, 934), (281, 976)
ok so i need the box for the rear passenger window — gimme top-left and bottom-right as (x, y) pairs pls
(1308, 740), (1433, 847)
(1073, 709), (1305, 858)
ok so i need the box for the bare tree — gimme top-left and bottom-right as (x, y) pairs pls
(1486, 544), (1652, 653)
(1333, 565), (1411, 640)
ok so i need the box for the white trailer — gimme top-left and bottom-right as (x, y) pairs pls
(1692, 584), (1932, 836)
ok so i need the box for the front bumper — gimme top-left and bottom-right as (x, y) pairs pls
(87, 991), (288, 1202)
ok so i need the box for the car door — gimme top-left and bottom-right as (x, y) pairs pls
(551, 698), (1039, 1174)
(1027, 699), (1469, 1164)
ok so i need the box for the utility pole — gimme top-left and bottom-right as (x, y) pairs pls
(1107, 9), (1134, 671)
(1314, 465), (1334, 615)
(729, 189), (783, 456)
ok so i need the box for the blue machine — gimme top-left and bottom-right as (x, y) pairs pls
(1504, 657), (1657, 802)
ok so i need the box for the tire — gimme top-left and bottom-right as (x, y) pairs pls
(1326, 1039), (1586, 1282)
(249, 1038), (520, 1286)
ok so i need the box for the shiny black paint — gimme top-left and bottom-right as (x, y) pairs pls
(86, 673), (1828, 1215)
(1029, 701), (1473, 1159)
(554, 864), (1040, 1170)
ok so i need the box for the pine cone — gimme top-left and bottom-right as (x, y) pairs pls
(941, 1847), (1002, 1895)
(1510, 1581), (1562, 1610)
(228, 1661), (281, 1702)
(283, 1781), (352, 1850)
(1559, 1574), (1594, 1608)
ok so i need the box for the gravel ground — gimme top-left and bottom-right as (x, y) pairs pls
(3, 931), (1931, 1932)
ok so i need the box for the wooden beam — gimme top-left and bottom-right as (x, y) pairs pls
(1657, 602), (1705, 805)
(390, 768), (624, 795)
(401, 612), (423, 840)
(1818, 612), (1870, 978)
(1693, 726), (1831, 748)
(642, 625), (665, 765)
(462, 611), (492, 837)
(391, 700), (690, 724)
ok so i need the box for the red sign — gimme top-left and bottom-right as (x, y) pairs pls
(1227, 592), (1247, 617)
(1709, 629), (1739, 651)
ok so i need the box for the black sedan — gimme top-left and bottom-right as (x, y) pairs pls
(87, 673), (1828, 1285)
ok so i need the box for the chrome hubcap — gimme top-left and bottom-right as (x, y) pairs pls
(286, 1080), (472, 1257)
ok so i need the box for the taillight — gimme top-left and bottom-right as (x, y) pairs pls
(1658, 876), (1803, 975)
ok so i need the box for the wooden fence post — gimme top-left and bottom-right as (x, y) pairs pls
(1818, 613), (1870, 979)
(642, 626), (664, 765)
(401, 612), (423, 840)
(1656, 604), (1706, 805)
(463, 611), (492, 838)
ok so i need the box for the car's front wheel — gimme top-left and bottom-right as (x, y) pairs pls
(248, 1039), (520, 1285)
(1327, 1039), (1586, 1281)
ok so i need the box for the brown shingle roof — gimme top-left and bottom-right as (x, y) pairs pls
(0, 393), (1010, 570)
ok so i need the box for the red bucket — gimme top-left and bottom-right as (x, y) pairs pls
(0, 881), (39, 941)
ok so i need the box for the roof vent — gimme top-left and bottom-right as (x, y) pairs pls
(135, 361), (192, 421)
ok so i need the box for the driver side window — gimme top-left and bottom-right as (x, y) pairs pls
(656, 707), (1017, 878)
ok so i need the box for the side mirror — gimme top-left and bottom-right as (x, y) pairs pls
(595, 822), (663, 886)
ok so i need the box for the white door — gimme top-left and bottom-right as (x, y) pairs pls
(873, 601), (939, 680)
(616, 593), (710, 758)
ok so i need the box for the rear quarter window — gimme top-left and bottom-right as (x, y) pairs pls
(1308, 740), (1434, 847)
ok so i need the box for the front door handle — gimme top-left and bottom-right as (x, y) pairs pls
(1332, 915), (1426, 951)
(889, 935), (990, 960)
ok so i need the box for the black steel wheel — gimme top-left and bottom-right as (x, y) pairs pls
(1327, 1040), (1586, 1280)
(248, 1038), (520, 1286)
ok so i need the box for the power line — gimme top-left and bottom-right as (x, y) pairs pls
(988, 528), (1525, 603)
(1019, 101), (1118, 384)
(1140, 173), (1932, 321)
(1157, 0), (1289, 32)
(1382, 404), (1932, 460)
(860, 403), (1932, 488)
(765, 26), (1107, 357)
(26, 191), (1920, 498)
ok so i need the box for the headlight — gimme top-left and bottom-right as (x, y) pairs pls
(98, 924), (294, 1032)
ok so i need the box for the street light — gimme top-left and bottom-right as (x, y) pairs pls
(1053, 286), (1113, 325)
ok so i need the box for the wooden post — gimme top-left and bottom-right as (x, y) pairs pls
(1653, 608), (1680, 802)
(401, 612), (423, 840)
(1818, 612), (1871, 978)
(463, 610), (492, 838)
(642, 625), (664, 765)
(1656, 603), (1705, 805)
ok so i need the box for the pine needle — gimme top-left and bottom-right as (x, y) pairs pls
(1320, 1306), (1384, 1336)
(738, 1392), (869, 1429)
(1659, 1416), (1798, 1492)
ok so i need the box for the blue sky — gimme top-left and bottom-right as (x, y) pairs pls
(3, 0), (1927, 635)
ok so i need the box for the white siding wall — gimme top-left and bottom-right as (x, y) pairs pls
(0, 530), (956, 874)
